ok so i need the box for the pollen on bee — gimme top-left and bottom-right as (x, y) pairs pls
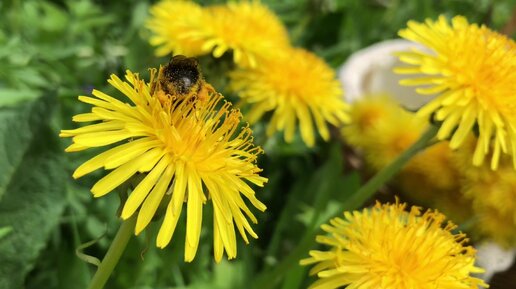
(153, 55), (214, 108)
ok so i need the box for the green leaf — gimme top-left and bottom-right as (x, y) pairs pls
(0, 97), (51, 201)
(0, 123), (67, 289)
(0, 89), (41, 106)
(0, 227), (13, 240)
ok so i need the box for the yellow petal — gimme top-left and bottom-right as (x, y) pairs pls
(184, 168), (204, 262)
(296, 101), (315, 147)
(105, 139), (161, 169)
(60, 121), (125, 137)
(121, 155), (170, 219)
(73, 130), (138, 147)
(73, 138), (154, 179)
(156, 162), (187, 248)
(213, 212), (224, 263)
(91, 148), (162, 197)
(135, 164), (174, 234)
(72, 113), (101, 122)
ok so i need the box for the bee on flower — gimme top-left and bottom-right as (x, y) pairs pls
(153, 55), (215, 106)
(60, 56), (267, 262)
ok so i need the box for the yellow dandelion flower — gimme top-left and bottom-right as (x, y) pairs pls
(203, 1), (290, 67)
(147, 0), (209, 57)
(455, 136), (516, 246)
(461, 152), (516, 221)
(230, 48), (349, 147)
(341, 94), (401, 149)
(396, 15), (516, 170)
(401, 140), (473, 223)
(475, 208), (516, 248)
(300, 201), (488, 289)
(342, 95), (472, 222)
(60, 59), (267, 262)
(342, 95), (426, 169)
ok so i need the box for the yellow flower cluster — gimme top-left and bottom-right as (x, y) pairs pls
(147, 0), (350, 147)
(302, 201), (487, 289)
(61, 61), (267, 262)
(342, 15), (516, 247)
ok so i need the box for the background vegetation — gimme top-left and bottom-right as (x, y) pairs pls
(0, 0), (515, 288)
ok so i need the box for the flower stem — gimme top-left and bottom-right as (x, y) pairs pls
(251, 124), (439, 289)
(344, 123), (439, 207)
(87, 216), (136, 289)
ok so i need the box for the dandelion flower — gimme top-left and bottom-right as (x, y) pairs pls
(146, 0), (290, 68)
(342, 95), (426, 169)
(301, 201), (488, 289)
(203, 1), (290, 67)
(474, 208), (516, 248)
(147, 0), (209, 57)
(341, 94), (402, 149)
(342, 95), (471, 222)
(396, 15), (516, 170)
(230, 48), (349, 147)
(60, 60), (267, 262)
(455, 136), (516, 246)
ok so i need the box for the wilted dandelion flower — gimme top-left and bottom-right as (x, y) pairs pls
(230, 48), (349, 147)
(396, 15), (516, 170)
(147, 0), (208, 57)
(60, 58), (267, 262)
(301, 201), (488, 289)
(203, 1), (290, 67)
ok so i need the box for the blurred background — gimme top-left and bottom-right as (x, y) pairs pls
(1, 0), (515, 288)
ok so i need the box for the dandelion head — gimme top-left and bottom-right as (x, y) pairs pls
(341, 94), (401, 148)
(342, 95), (470, 222)
(475, 208), (516, 248)
(456, 136), (516, 246)
(301, 201), (488, 289)
(60, 59), (268, 262)
(147, 0), (209, 57)
(230, 47), (350, 147)
(396, 15), (516, 170)
(342, 95), (425, 170)
(407, 142), (460, 191)
(203, 1), (290, 67)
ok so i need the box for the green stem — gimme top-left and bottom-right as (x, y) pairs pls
(251, 124), (439, 289)
(87, 216), (136, 289)
(344, 124), (439, 207)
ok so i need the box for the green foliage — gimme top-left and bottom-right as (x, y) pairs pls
(0, 98), (52, 201)
(0, 97), (67, 289)
(0, 0), (514, 288)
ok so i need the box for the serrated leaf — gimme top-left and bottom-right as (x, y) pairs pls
(0, 124), (66, 289)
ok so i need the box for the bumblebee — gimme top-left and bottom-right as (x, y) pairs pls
(154, 55), (215, 106)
